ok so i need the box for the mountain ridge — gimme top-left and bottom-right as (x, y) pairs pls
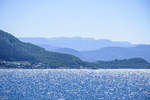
(0, 30), (150, 69)
(0, 30), (84, 68)
(21, 38), (150, 62)
(20, 37), (133, 51)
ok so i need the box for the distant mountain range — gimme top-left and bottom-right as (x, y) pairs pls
(20, 37), (133, 51)
(20, 37), (150, 62)
(80, 45), (150, 62)
(0, 30), (150, 69)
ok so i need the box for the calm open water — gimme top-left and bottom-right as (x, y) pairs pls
(0, 69), (150, 100)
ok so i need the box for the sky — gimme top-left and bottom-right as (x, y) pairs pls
(0, 0), (150, 44)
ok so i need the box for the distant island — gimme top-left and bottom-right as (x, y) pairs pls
(0, 30), (150, 69)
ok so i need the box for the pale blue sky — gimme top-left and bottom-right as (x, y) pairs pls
(0, 0), (150, 44)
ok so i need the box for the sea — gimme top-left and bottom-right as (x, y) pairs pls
(0, 69), (150, 100)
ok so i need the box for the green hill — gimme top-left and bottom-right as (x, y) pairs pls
(0, 30), (84, 68)
(0, 30), (150, 69)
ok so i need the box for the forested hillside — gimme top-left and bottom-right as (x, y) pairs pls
(0, 30), (83, 68)
(0, 30), (150, 69)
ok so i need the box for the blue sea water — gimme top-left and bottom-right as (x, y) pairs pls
(0, 69), (150, 100)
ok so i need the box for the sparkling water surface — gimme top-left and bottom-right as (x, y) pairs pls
(0, 69), (150, 100)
